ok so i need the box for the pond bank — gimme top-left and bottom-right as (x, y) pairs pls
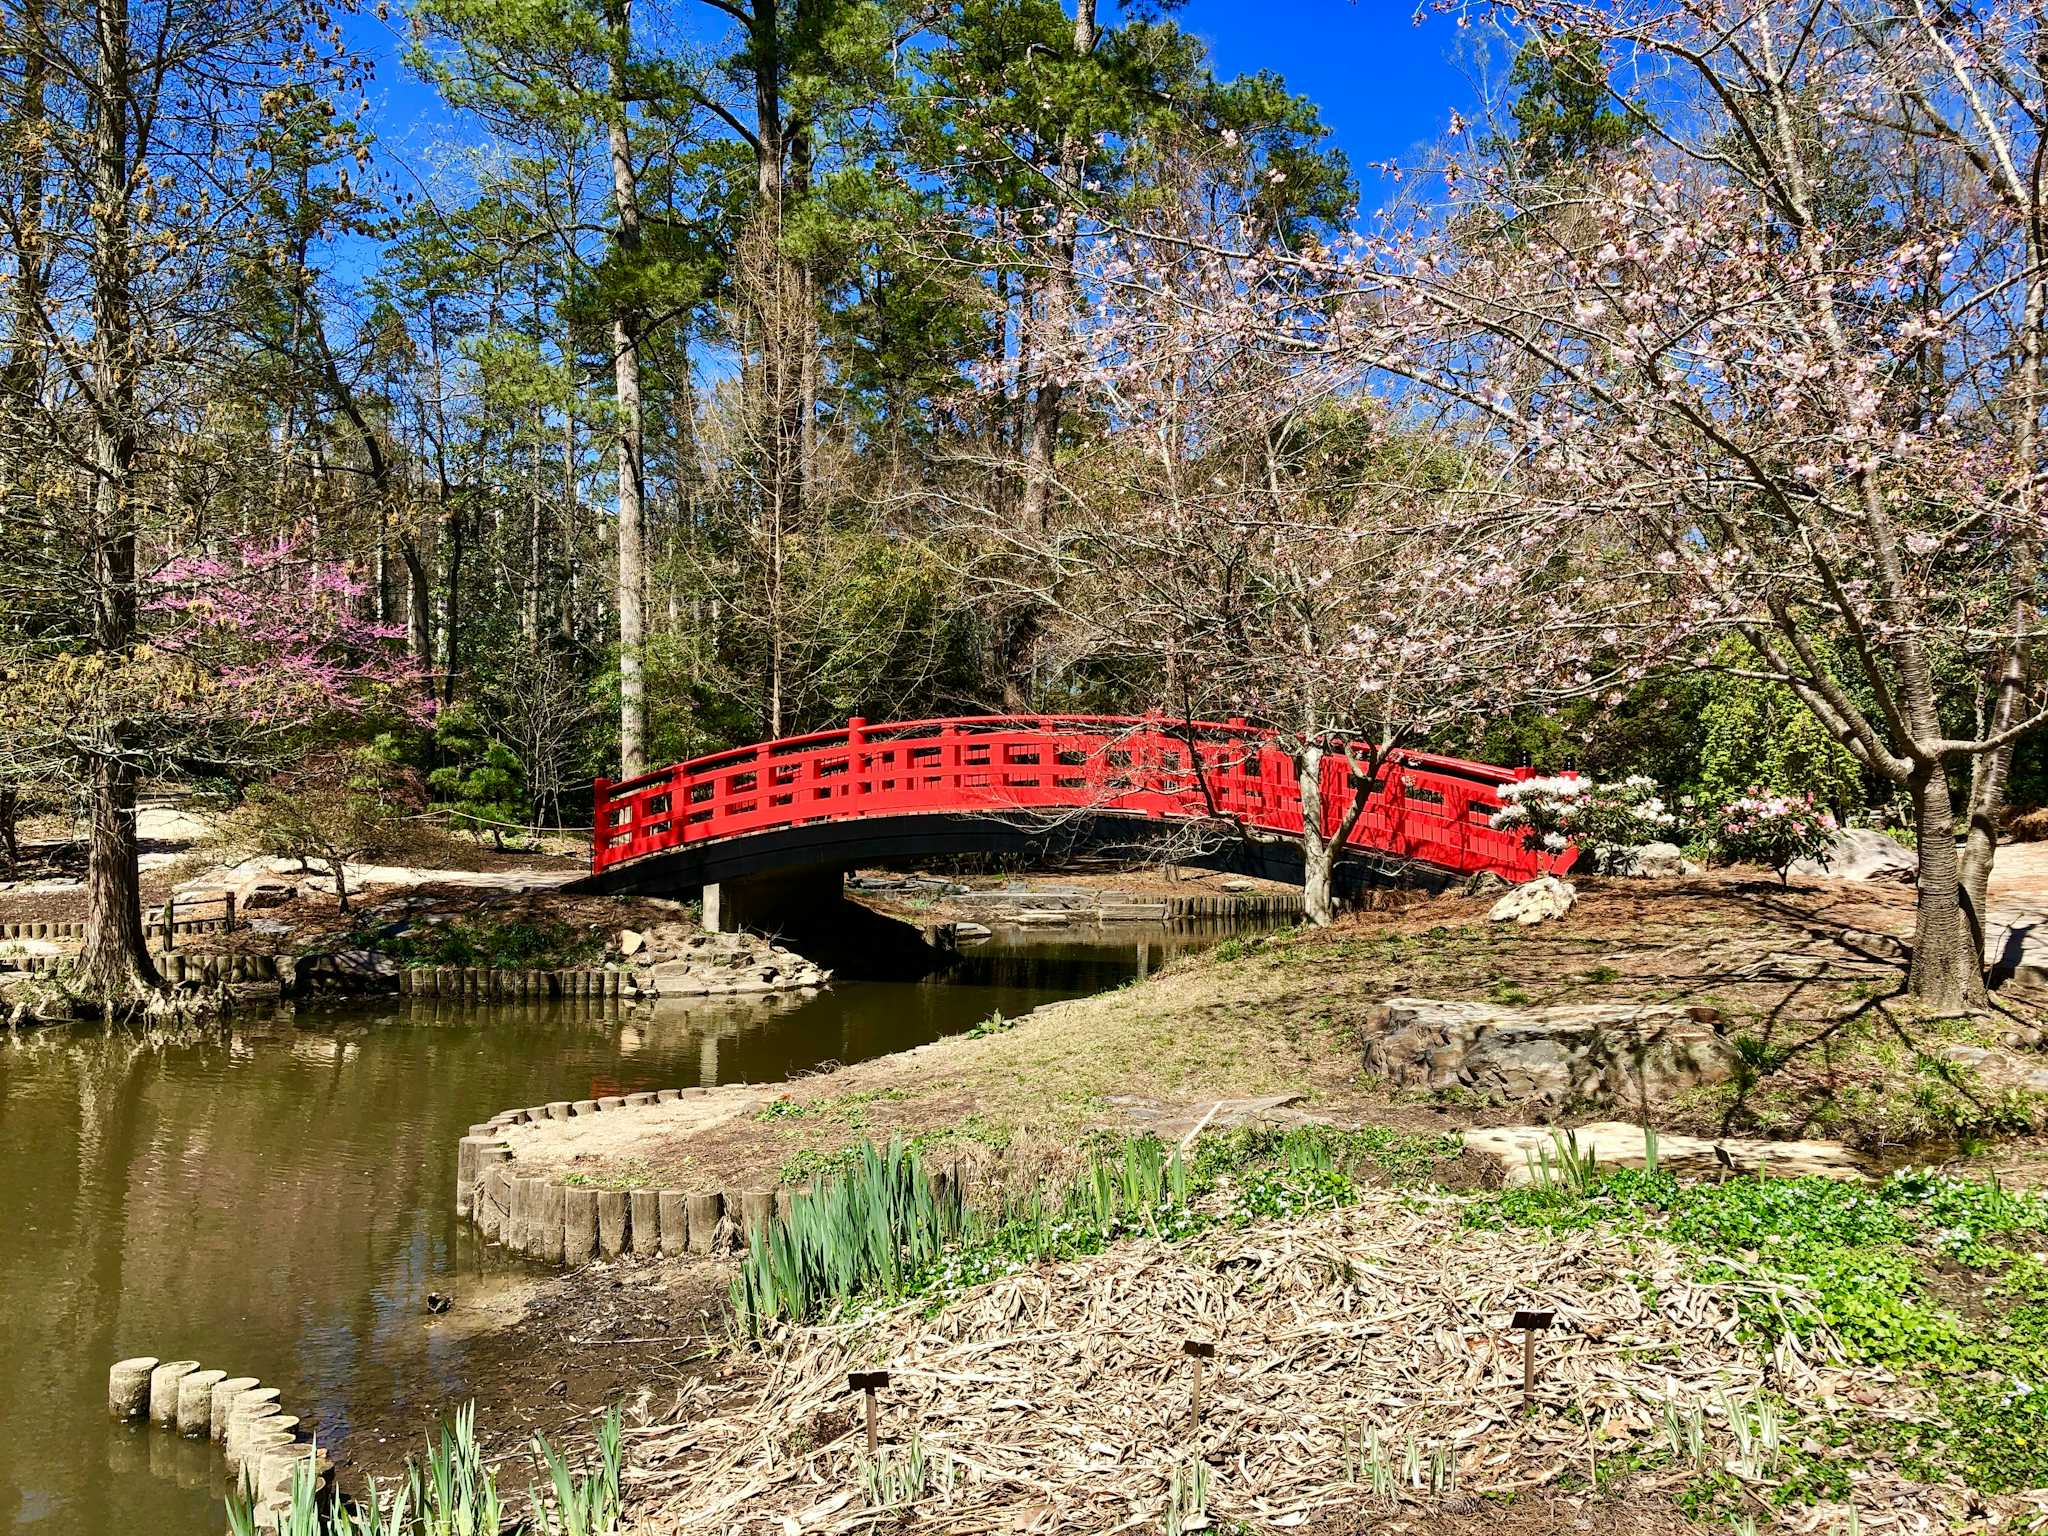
(483, 872), (2048, 1212)
(0, 925), (1201, 1536)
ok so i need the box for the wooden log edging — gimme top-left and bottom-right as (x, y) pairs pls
(108, 1354), (332, 1529)
(400, 964), (640, 1000)
(1163, 890), (1305, 922)
(458, 1085), (965, 1271)
(0, 919), (86, 941)
(0, 949), (285, 984)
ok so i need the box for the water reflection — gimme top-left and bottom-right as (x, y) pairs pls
(0, 924), (1229, 1536)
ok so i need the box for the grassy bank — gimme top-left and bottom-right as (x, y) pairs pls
(511, 875), (2048, 1202)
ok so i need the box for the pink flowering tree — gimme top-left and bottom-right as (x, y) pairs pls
(147, 537), (436, 740)
(1353, 3), (2048, 1006)
(1, 535), (432, 1000)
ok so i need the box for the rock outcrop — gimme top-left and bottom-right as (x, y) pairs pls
(1788, 828), (1916, 882)
(1618, 842), (1701, 878)
(643, 930), (829, 996)
(1361, 996), (1733, 1113)
(1462, 1121), (1868, 1184)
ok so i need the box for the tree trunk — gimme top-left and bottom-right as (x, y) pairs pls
(526, 396), (544, 644)
(0, 8), (48, 502)
(75, 0), (158, 1001)
(1908, 765), (1987, 1011)
(80, 753), (157, 1000)
(1017, 0), (1097, 533)
(438, 487), (462, 705)
(1297, 746), (1337, 925)
(399, 537), (433, 670)
(750, 0), (804, 542)
(561, 374), (580, 643)
(607, 0), (647, 777)
(1296, 741), (1379, 928)
(1005, 0), (1096, 708)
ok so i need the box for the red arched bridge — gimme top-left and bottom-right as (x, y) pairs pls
(588, 716), (1569, 912)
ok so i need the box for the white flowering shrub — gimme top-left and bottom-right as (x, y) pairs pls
(1708, 788), (1839, 884)
(1488, 774), (1678, 871)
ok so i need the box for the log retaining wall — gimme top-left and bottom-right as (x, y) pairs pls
(457, 1088), (963, 1270)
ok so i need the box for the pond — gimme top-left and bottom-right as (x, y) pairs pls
(0, 926), (1220, 1536)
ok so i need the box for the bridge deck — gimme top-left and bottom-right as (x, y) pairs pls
(592, 716), (1570, 887)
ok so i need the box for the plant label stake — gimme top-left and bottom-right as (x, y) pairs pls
(847, 1370), (890, 1456)
(1183, 1338), (1215, 1438)
(1512, 1310), (1554, 1405)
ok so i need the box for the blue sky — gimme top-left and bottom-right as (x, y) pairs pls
(1175, 0), (1488, 190)
(348, 0), (1493, 217)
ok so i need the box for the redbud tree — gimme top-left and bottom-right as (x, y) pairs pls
(0, 538), (430, 1002)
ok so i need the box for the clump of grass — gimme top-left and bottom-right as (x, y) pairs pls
(562, 1160), (666, 1192)
(731, 1139), (966, 1332)
(753, 1089), (908, 1127)
(733, 1123), (1463, 1334)
(1524, 1129), (1604, 1194)
(226, 1402), (623, 1536)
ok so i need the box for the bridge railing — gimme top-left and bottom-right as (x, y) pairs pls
(591, 715), (1572, 882)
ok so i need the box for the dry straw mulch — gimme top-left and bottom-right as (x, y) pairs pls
(621, 1195), (2034, 1534)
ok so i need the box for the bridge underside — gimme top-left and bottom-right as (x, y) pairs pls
(574, 811), (1460, 905)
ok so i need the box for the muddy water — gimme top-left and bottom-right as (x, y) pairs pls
(0, 927), (1216, 1536)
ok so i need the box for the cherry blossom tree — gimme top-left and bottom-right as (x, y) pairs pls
(958, 149), (1578, 920)
(1362, 2), (2048, 1008)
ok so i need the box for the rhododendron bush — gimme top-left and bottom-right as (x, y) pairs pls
(1709, 790), (1840, 886)
(1488, 773), (1677, 871)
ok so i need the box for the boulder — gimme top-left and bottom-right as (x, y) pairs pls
(1362, 996), (1733, 1113)
(1618, 842), (1699, 879)
(618, 928), (647, 957)
(1788, 828), (1916, 882)
(1463, 1121), (1869, 1184)
(1488, 875), (1576, 925)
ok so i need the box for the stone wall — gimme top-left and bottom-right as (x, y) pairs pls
(1362, 997), (1735, 1115)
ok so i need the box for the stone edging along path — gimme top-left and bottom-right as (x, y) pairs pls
(457, 1090), (963, 1267)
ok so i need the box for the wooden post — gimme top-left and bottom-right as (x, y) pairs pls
(1513, 1309), (1554, 1405)
(108, 1357), (158, 1420)
(848, 1370), (889, 1456)
(1183, 1338), (1215, 1438)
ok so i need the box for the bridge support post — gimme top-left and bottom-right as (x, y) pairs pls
(702, 866), (849, 935)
